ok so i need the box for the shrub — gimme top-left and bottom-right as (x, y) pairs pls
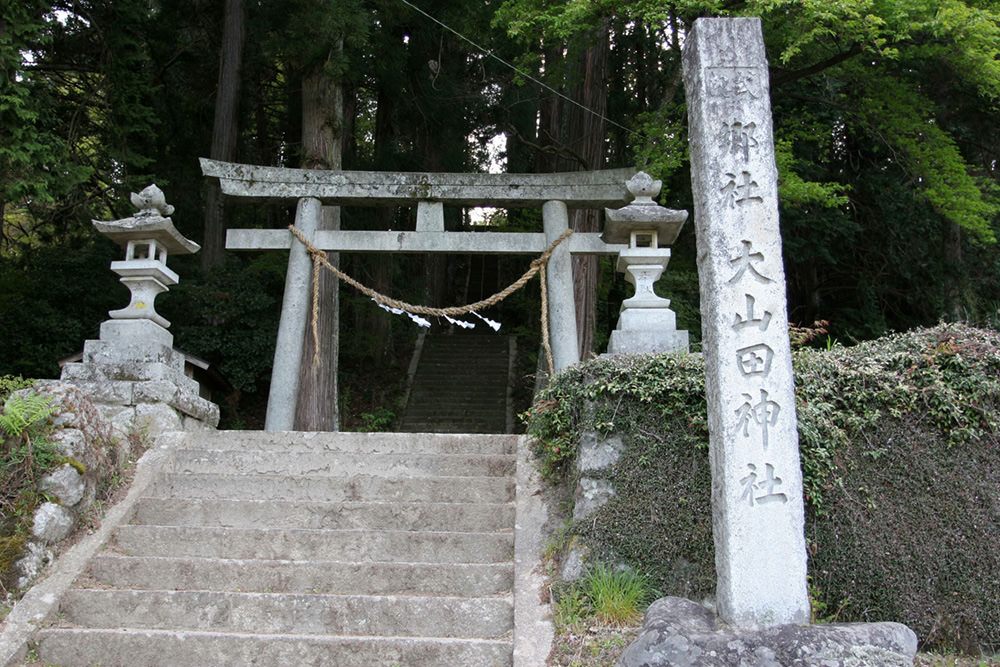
(525, 323), (1000, 653)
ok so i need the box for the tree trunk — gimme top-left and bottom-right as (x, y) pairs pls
(201, 0), (245, 271)
(566, 21), (610, 359)
(532, 31), (610, 361)
(294, 51), (343, 431)
(945, 220), (963, 320)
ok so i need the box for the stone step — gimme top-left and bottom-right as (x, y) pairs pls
(29, 430), (525, 667)
(131, 498), (515, 532)
(401, 334), (511, 434)
(421, 334), (507, 347)
(56, 589), (513, 638)
(404, 390), (505, 401)
(175, 431), (517, 455)
(165, 449), (515, 478)
(35, 628), (513, 667)
(398, 417), (503, 424)
(85, 555), (514, 596)
(396, 418), (507, 433)
(400, 399), (503, 419)
(413, 349), (508, 358)
(113, 525), (513, 563)
(152, 471), (515, 504)
(407, 385), (505, 396)
(399, 424), (507, 434)
(410, 359), (508, 369)
(412, 361), (509, 372)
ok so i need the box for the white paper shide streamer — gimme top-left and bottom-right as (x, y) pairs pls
(374, 299), (499, 331)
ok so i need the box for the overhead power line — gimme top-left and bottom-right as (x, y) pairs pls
(398, 0), (642, 139)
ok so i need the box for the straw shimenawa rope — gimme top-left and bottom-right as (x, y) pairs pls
(288, 224), (572, 377)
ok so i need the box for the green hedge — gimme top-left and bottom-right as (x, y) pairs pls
(524, 323), (1000, 653)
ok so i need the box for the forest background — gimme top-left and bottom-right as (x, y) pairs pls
(2, 0), (999, 429)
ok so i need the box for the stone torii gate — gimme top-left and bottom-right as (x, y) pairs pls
(201, 158), (641, 431)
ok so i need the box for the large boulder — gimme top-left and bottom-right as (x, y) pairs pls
(618, 597), (917, 667)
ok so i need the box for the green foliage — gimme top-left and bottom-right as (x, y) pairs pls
(0, 241), (122, 378)
(0, 376), (32, 403)
(261, 0), (369, 74)
(551, 563), (654, 629)
(356, 407), (396, 432)
(496, 0), (1000, 341)
(0, 391), (54, 444)
(523, 353), (709, 477)
(166, 256), (284, 394)
(0, 2), (93, 226)
(0, 389), (59, 587)
(774, 137), (849, 210)
(809, 576), (851, 624)
(628, 109), (687, 194)
(552, 581), (591, 628)
(493, 0), (614, 39)
(852, 71), (999, 242)
(529, 323), (1000, 653)
(585, 564), (653, 626)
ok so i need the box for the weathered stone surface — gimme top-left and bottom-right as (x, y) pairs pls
(13, 541), (52, 590)
(167, 389), (220, 426)
(133, 379), (178, 404)
(560, 536), (590, 581)
(28, 382), (112, 473)
(106, 405), (137, 432)
(226, 228), (626, 256)
(32, 502), (75, 543)
(92, 184), (199, 255)
(97, 318), (174, 349)
(618, 597), (917, 667)
(264, 196), (319, 431)
(86, 327), (181, 365)
(73, 359), (186, 385)
(183, 415), (217, 431)
(61, 379), (134, 405)
(203, 157), (636, 207)
(415, 201), (445, 232)
(682, 17), (809, 627)
(578, 431), (625, 472)
(616, 248), (674, 310)
(49, 428), (87, 460)
(135, 402), (183, 434)
(607, 328), (690, 356)
(97, 187), (195, 328)
(39, 464), (86, 507)
(543, 200), (580, 373)
(573, 478), (616, 521)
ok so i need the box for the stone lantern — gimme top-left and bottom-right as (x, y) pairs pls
(59, 185), (219, 435)
(603, 172), (690, 355)
(93, 184), (199, 335)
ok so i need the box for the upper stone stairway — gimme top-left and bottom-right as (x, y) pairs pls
(399, 333), (513, 434)
(28, 430), (531, 667)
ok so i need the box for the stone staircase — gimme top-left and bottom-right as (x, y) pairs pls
(399, 333), (513, 434)
(28, 430), (533, 666)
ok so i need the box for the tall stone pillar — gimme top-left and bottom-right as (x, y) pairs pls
(542, 200), (580, 373)
(682, 17), (810, 628)
(266, 196), (321, 431)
